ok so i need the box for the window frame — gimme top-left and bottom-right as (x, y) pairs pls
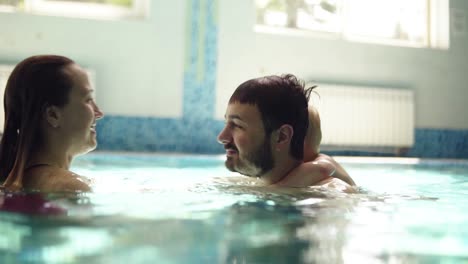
(0, 0), (149, 20)
(254, 0), (450, 50)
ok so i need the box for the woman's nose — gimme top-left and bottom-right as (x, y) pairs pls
(94, 102), (104, 119)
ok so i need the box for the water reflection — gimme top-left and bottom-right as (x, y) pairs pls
(0, 182), (461, 264)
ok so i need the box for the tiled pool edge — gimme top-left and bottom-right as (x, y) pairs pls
(95, 117), (468, 159)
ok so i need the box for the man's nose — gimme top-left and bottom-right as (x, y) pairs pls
(217, 126), (230, 144)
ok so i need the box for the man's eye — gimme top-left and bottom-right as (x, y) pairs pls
(230, 123), (242, 129)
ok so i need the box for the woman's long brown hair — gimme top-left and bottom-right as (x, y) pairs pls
(0, 55), (74, 190)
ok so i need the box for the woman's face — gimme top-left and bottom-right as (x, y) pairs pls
(58, 63), (104, 155)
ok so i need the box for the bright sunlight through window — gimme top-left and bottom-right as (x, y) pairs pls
(255, 0), (450, 49)
(0, 0), (148, 20)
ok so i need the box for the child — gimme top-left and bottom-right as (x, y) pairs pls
(303, 106), (356, 186)
(273, 105), (356, 189)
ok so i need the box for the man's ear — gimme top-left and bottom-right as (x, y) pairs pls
(45, 105), (61, 128)
(274, 124), (294, 147)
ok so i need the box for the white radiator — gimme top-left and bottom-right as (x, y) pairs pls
(0, 65), (14, 130)
(312, 84), (415, 148)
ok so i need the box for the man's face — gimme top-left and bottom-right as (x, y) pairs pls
(217, 103), (274, 177)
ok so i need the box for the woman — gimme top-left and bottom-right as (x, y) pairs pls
(0, 55), (104, 191)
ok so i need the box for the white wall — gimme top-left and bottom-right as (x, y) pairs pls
(0, 0), (186, 118)
(2, 0), (468, 130)
(216, 0), (468, 130)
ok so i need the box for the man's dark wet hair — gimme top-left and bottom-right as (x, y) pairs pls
(229, 74), (314, 160)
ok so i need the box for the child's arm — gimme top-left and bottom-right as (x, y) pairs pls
(316, 155), (356, 186)
(332, 162), (356, 186)
(274, 160), (336, 187)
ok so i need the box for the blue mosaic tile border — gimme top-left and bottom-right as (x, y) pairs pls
(94, 0), (225, 155)
(323, 129), (468, 159)
(96, 116), (225, 154)
(407, 129), (468, 159)
(96, 118), (468, 159)
(183, 0), (217, 120)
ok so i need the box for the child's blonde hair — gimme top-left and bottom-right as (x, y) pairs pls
(303, 106), (322, 161)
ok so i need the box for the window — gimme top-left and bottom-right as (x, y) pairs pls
(255, 0), (449, 49)
(0, 0), (148, 20)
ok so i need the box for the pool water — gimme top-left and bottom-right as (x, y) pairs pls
(1, 153), (467, 263)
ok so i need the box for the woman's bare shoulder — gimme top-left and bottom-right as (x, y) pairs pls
(24, 166), (91, 192)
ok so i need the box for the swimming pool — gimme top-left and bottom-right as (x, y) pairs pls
(1, 152), (467, 263)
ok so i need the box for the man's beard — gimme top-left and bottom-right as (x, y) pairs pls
(225, 138), (274, 177)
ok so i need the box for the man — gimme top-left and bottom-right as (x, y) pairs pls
(217, 74), (355, 189)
